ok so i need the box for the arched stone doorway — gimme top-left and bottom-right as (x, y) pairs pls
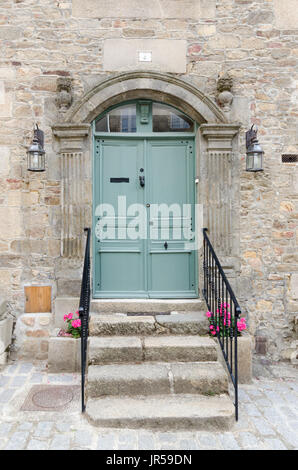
(52, 72), (240, 299)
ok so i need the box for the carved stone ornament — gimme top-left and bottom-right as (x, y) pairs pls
(56, 77), (72, 112)
(217, 73), (233, 112)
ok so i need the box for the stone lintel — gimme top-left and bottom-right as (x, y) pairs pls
(200, 124), (240, 151)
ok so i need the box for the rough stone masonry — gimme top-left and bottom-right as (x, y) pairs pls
(0, 0), (297, 363)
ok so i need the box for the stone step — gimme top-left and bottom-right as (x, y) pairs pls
(87, 362), (228, 398)
(89, 311), (208, 337)
(89, 335), (217, 365)
(90, 299), (205, 314)
(85, 394), (234, 430)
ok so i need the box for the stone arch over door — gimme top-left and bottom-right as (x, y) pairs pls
(52, 71), (240, 294)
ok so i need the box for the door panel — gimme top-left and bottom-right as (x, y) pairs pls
(146, 140), (196, 298)
(93, 139), (146, 297)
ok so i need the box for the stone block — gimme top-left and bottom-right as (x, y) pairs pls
(72, 0), (215, 20)
(0, 146), (9, 175)
(48, 336), (81, 372)
(54, 297), (80, 328)
(89, 315), (156, 336)
(0, 316), (13, 357)
(0, 207), (21, 238)
(86, 394), (234, 430)
(87, 363), (170, 397)
(216, 332), (253, 384)
(171, 362), (228, 395)
(273, 0), (298, 29)
(290, 274), (298, 300)
(89, 336), (142, 364)
(143, 336), (217, 362)
(0, 27), (21, 40)
(103, 39), (187, 73)
(0, 88), (12, 117)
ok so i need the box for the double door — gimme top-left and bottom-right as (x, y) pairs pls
(93, 137), (197, 298)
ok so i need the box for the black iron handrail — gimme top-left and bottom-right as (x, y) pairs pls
(202, 228), (241, 421)
(78, 228), (91, 413)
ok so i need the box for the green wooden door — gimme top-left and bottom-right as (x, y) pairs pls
(93, 136), (197, 298)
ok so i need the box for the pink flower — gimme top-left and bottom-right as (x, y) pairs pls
(75, 310), (79, 316)
(237, 318), (246, 332)
(206, 311), (212, 318)
(211, 330), (216, 335)
(209, 325), (214, 330)
(71, 319), (81, 328)
(216, 326), (220, 332)
(63, 312), (73, 321)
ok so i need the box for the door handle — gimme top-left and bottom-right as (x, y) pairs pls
(164, 241), (168, 250)
(139, 175), (145, 187)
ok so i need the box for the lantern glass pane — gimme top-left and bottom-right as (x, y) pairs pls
(28, 150), (45, 171)
(254, 152), (263, 170)
(246, 153), (254, 171)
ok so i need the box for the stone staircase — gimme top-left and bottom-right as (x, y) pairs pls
(85, 301), (234, 430)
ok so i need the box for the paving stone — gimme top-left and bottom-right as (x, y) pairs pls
(0, 422), (13, 437)
(138, 433), (156, 450)
(249, 417), (276, 436)
(97, 433), (116, 450)
(0, 376), (10, 386)
(178, 439), (200, 450)
(5, 431), (29, 450)
(74, 430), (94, 447)
(238, 432), (262, 449)
(280, 406), (297, 419)
(117, 432), (138, 449)
(56, 421), (72, 432)
(5, 364), (19, 375)
(18, 422), (34, 431)
(264, 438), (288, 450)
(19, 363), (33, 374)
(34, 421), (54, 439)
(276, 424), (298, 448)
(197, 433), (221, 449)
(50, 434), (71, 450)
(10, 375), (27, 387)
(238, 389), (251, 402)
(47, 374), (76, 384)
(243, 403), (262, 417)
(30, 373), (44, 383)
(0, 388), (15, 403)
(27, 439), (49, 450)
(218, 432), (241, 450)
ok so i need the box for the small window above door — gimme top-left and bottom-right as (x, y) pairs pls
(152, 103), (194, 132)
(94, 100), (194, 134)
(95, 104), (137, 133)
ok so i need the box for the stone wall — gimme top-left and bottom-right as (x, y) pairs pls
(0, 0), (297, 361)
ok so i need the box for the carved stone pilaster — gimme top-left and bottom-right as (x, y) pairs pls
(199, 124), (240, 261)
(52, 124), (90, 258)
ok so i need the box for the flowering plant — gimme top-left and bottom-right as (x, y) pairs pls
(62, 310), (81, 338)
(206, 303), (247, 337)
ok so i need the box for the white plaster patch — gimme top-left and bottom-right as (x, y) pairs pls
(103, 39), (187, 73)
(273, 0), (298, 29)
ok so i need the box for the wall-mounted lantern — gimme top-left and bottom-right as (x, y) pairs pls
(27, 125), (45, 172)
(245, 124), (264, 172)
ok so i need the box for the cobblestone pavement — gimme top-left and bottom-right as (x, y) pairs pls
(0, 359), (297, 450)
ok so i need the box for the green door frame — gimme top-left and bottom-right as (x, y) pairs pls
(92, 100), (198, 299)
